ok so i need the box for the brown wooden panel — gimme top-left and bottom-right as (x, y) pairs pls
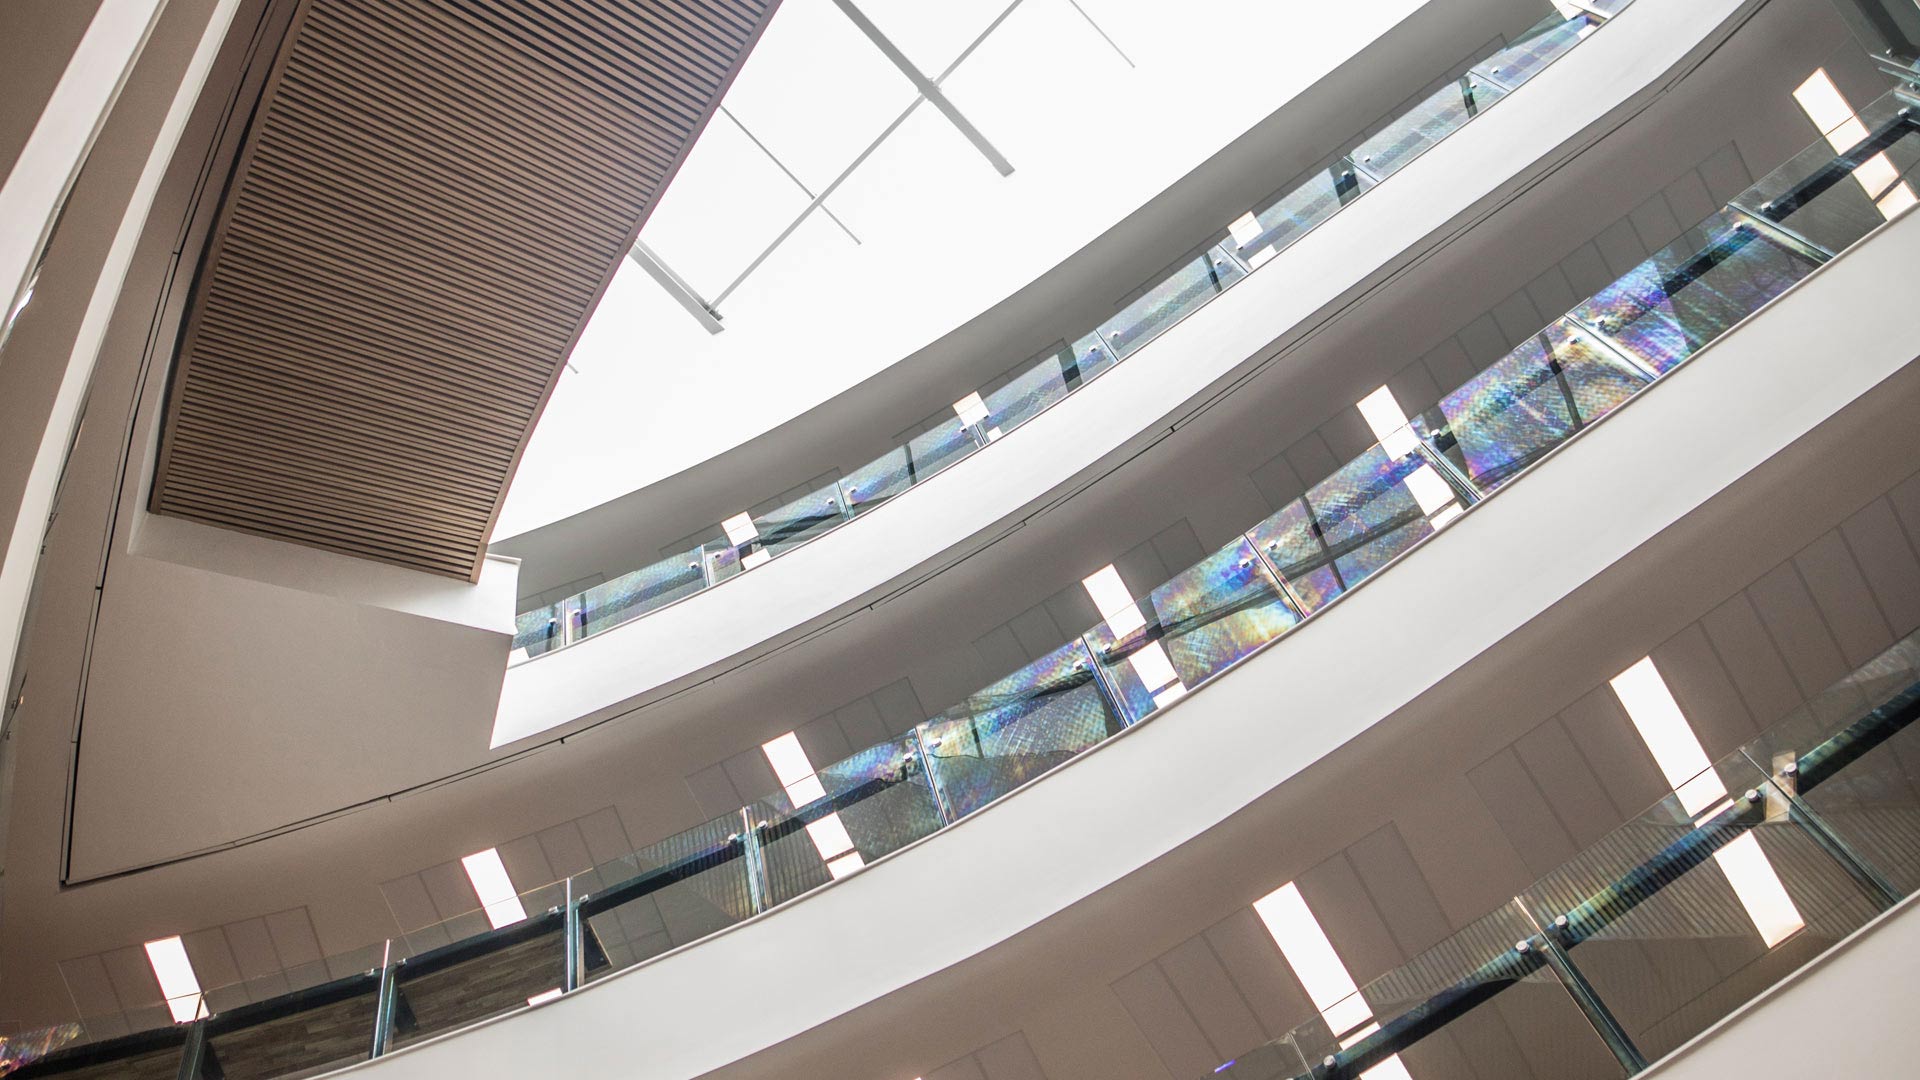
(151, 0), (781, 578)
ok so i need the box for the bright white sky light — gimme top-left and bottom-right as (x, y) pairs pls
(493, 0), (1433, 540)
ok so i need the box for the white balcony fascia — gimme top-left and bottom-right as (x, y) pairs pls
(492, 0), (1771, 749)
(353, 48), (1920, 1080)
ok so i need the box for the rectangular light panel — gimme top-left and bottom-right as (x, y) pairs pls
(764, 731), (864, 866)
(1082, 564), (1146, 639)
(1356, 385), (1423, 461)
(1793, 68), (1915, 220)
(720, 511), (759, 547)
(143, 936), (204, 1024)
(1252, 883), (1412, 1079)
(461, 848), (529, 929)
(1609, 656), (1804, 947)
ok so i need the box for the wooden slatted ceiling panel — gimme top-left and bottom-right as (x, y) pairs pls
(151, 0), (779, 578)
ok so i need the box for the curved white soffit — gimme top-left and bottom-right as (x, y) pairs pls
(359, 198), (1920, 1080)
(492, 0), (1754, 749)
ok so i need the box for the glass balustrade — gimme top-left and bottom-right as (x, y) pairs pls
(32, 627), (1920, 1078)
(509, 5), (1643, 663)
(26, 18), (1920, 1080)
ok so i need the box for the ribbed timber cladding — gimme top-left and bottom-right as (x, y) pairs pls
(152, 0), (778, 578)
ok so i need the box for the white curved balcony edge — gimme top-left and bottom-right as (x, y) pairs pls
(1640, 891), (1920, 1080)
(360, 79), (1920, 1080)
(491, 0), (1755, 750)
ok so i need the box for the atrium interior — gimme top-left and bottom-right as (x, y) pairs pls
(3, 0), (1920, 1078)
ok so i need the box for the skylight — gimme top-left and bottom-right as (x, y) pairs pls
(495, 0), (1415, 540)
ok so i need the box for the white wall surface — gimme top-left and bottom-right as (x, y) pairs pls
(490, 0), (1758, 748)
(1639, 892), (1920, 1080)
(346, 119), (1920, 1080)
(492, 0), (1440, 538)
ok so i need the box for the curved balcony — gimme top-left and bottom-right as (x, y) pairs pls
(492, 0), (1756, 747)
(21, 50), (1920, 1079)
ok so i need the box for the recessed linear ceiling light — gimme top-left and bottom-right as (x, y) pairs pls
(461, 848), (529, 930)
(1252, 883), (1413, 1079)
(143, 936), (206, 1024)
(720, 511), (759, 548)
(527, 987), (564, 1007)
(1082, 564), (1189, 705)
(1793, 69), (1916, 221)
(1357, 385), (1462, 529)
(1228, 211), (1279, 267)
(1609, 657), (1805, 948)
(1082, 564), (1145, 639)
(952, 391), (989, 428)
(762, 732), (864, 876)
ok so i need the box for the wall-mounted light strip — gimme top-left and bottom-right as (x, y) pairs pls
(763, 732), (866, 878)
(1609, 657), (1805, 947)
(461, 848), (529, 930)
(1082, 564), (1187, 706)
(1357, 386), (1462, 528)
(143, 936), (205, 1024)
(1793, 68), (1917, 219)
(1252, 883), (1413, 1079)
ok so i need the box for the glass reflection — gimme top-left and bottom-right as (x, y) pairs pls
(1353, 75), (1508, 179)
(1571, 211), (1824, 374)
(1415, 319), (1649, 491)
(918, 640), (1122, 818)
(1086, 537), (1302, 724)
(1248, 444), (1449, 614)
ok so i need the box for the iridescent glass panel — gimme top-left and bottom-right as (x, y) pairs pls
(750, 481), (850, 559)
(577, 549), (707, 637)
(839, 447), (914, 516)
(15, 1030), (188, 1080)
(918, 639), (1123, 818)
(703, 538), (743, 584)
(1570, 211), (1824, 375)
(750, 735), (945, 908)
(1228, 160), (1372, 268)
(982, 332), (1117, 437)
(1471, 12), (1598, 91)
(1352, 75), (1508, 179)
(1246, 442), (1457, 614)
(512, 606), (562, 659)
(1084, 537), (1301, 724)
(1098, 244), (1246, 358)
(1414, 319), (1649, 491)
